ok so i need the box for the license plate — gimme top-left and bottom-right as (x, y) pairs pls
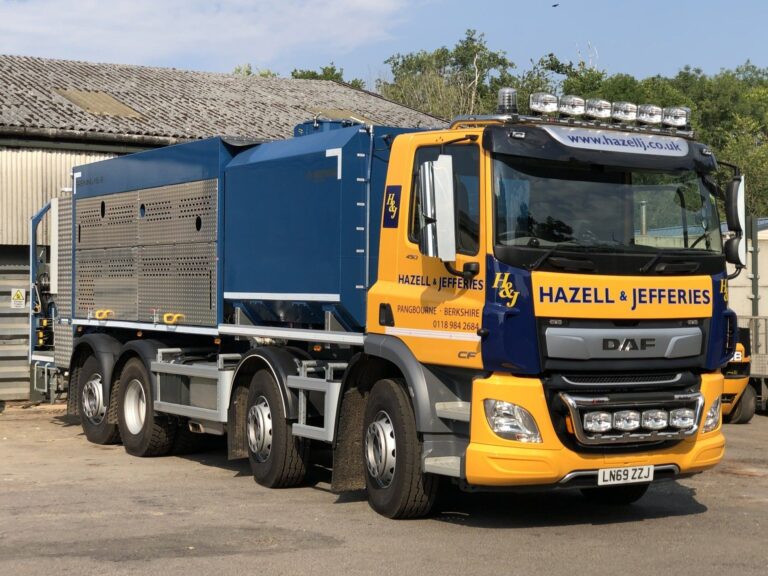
(597, 465), (654, 486)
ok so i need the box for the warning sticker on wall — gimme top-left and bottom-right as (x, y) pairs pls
(11, 288), (26, 309)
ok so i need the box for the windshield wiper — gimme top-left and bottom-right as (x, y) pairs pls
(640, 249), (706, 273)
(528, 241), (589, 271)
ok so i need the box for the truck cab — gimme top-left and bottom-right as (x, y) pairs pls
(367, 91), (745, 496)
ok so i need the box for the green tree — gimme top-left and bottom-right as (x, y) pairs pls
(233, 63), (279, 78)
(377, 29), (515, 119)
(291, 63), (365, 90)
(720, 115), (768, 216)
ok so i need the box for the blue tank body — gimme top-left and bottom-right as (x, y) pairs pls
(224, 122), (412, 330)
(72, 121), (414, 331)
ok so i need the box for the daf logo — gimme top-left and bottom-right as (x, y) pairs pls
(602, 338), (656, 352)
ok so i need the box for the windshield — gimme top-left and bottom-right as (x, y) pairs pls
(493, 156), (723, 254)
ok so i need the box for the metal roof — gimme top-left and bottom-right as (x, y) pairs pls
(0, 55), (444, 145)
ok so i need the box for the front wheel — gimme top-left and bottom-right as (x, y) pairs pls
(580, 483), (649, 505)
(728, 384), (757, 424)
(117, 358), (176, 457)
(363, 378), (437, 518)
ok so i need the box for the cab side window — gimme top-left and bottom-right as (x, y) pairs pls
(408, 145), (480, 255)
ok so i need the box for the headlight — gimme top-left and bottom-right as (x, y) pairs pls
(703, 396), (722, 433)
(641, 409), (669, 430)
(483, 399), (542, 442)
(669, 408), (695, 429)
(583, 411), (612, 433)
(613, 410), (641, 431)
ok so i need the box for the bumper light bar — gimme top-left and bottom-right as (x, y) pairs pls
(563, 392), (705, 445)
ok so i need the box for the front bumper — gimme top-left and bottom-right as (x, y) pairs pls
(465, 372), (725, 487)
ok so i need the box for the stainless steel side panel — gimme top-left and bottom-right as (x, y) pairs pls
(73, 179), (218, 327)
(138, 243), (216, 326)
(54, 192), (74, 369)
(76, 191), (138, 249)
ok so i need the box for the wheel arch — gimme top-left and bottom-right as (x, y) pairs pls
(69, 333), (122, 410)
(363, 334), (455, 433)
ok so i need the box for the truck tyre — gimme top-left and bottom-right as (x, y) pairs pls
(117, 358), (176, 457)
(580, 483), (649, 505)
(729, 384), (757, 424)
(247, 369), (307, 488)
(362, 378), (437, 519)
(77, 355), (120, 445)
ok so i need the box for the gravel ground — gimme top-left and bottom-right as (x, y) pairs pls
(1, 402), (766, 576)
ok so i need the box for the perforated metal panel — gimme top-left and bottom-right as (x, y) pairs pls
(139, 180), (217, 245)
(76, 191), (138, 249)
(75, 248), (138, 319)
(138, 243), (216, 326)
(55, 192), (74, 369)
(73, 180), (218, 327)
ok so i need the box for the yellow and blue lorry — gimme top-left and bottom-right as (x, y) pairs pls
(29, 90), (748, 517)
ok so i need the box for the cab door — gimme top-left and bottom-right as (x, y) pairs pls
(369, 135), (486, 369)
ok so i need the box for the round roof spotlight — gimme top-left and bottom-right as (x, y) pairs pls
(529, 92), (558, 115)
(584, 98), (611, 120)
(559, 95), (585, 117)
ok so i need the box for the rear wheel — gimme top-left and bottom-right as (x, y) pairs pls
(363, 378), (437, 518)
(78, 355), (120, 445)
(117, 358), (175, 456)
(580, 483), (649, 505)
(729, 384), (757, 424)
(247, 370), (307, 487)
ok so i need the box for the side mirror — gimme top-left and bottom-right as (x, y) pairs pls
(724, 175), (747, 268)
(724, 236), (747, 268)
(725, 175), (745, 235)
(417, 155), (456, 261)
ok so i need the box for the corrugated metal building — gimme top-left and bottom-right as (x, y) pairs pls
(0, 54), (442, 400)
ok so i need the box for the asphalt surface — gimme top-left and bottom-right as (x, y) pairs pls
(1, 403), (766, 576)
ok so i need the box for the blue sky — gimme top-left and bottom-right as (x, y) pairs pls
(0, 0), (764, 88)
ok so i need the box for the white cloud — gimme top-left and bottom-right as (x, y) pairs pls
(0, 0), (407, 71)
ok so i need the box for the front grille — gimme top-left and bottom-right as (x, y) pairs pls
(562, 373), (681, 386)
(559, 391), (705, 446)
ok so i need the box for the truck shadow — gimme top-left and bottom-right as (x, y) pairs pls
(176, 446), (707, 528)
(428, 482), (706, 528)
